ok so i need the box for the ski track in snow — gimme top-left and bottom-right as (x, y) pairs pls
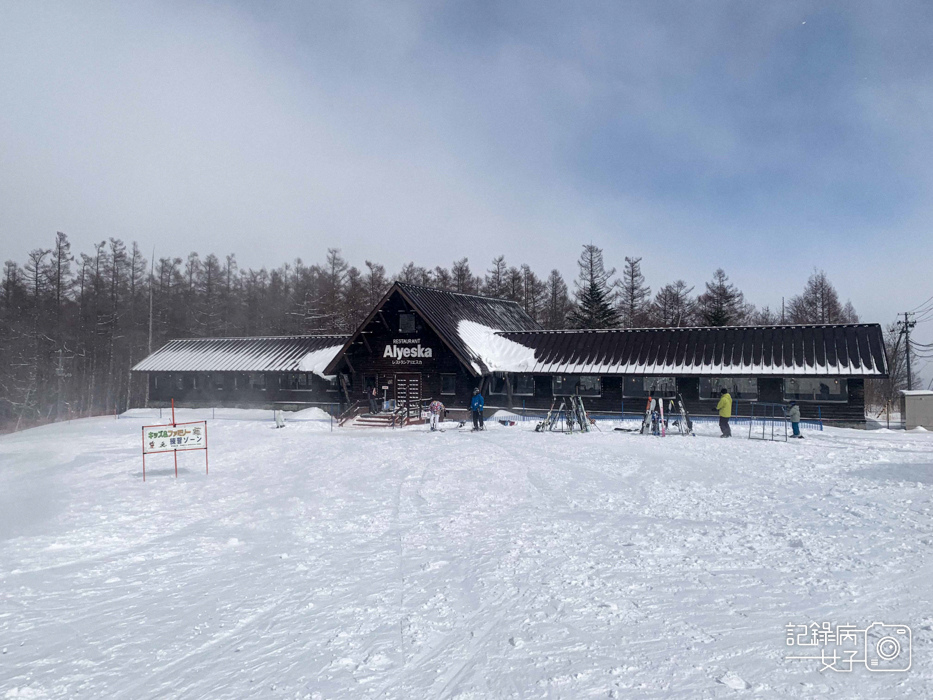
(1, 409), (932, 698)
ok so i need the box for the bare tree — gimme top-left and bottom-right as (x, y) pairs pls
(542, 269), (571, 329)
(617, 256), (651, 327)
(650, 280), (696, 327)
(483, 255), (508, 298)
(787, 269), (854, 324)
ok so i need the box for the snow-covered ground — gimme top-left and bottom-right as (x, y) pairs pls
(1, 410), (931, 698)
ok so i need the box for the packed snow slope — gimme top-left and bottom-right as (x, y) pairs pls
(1, 410), (931, 699)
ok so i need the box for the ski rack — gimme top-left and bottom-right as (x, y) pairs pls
(535, 396), (591, 433)
(639, 394), (694, 437)
(667, 394), (695, 436)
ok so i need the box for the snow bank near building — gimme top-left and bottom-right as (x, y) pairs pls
(457, 320), (538, 374)
(121, 406), (333, 423)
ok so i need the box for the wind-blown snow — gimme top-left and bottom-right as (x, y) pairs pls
(1, 413), (932, 698)
(457, 320), (538, 373)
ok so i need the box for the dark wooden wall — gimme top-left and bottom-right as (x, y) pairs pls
(336, 291), (482, 411)
(482, 375), (867, 425)
(147, 372), (341, 410)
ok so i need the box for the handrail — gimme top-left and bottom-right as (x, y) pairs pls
(337, 400), (363, 426)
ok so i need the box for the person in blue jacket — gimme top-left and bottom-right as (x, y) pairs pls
(470, 388), (485, 431)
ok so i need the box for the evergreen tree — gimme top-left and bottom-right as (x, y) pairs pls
(696, 269), (749, 326)
(567, 245), (620, 329)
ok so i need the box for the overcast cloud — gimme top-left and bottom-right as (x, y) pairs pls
(1, 1), (932, 350)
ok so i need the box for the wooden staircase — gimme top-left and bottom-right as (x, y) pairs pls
(345, 413), (401, 429)
(339, 399), (431, 429)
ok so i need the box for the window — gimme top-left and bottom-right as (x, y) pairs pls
(700, 377), (758, 401)
(213, 374), (224, 391)
(175, 374), (184, 391)
(489, 375), (536, 396)
(441, 374), (456, 395)
(248, 373), (265, 390)
(153, 375), (159, 389)
(284, 373), (311, 390)
(784, 378), (848, 403)
(513, 374), (535, 396)
(623, 377), (677, 397)
(552, 375), (601, 397)
(399, 312), (417, 333)
(325, 376), (339, 392)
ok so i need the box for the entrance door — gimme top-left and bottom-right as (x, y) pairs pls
(395, 373), (422, 417)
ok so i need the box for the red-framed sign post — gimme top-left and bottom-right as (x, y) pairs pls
(141, 399), (209, 481)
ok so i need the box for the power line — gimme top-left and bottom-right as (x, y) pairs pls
(897, 312), (918, 390)
(909, 293), (933, 314)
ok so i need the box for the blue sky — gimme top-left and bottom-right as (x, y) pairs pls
(1, 1), (932, 354)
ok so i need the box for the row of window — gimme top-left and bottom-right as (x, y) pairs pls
(479, 375), (849, 402)
(154, 373), (338, 392)
(156, 373), (849, 403)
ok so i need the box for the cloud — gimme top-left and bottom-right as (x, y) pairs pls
(1, 1), (932, 347)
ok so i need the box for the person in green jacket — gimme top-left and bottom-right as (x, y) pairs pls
(716, 387), (732, 438)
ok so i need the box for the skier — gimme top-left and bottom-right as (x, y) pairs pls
(788, 400), (802, 438)
(368, 385), (379, 415)
(428, 400), (445, 431)
(716, 387), (732, 438)
(470, 388), (485, 431)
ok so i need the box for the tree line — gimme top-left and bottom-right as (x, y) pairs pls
(0, 233), (902, 431)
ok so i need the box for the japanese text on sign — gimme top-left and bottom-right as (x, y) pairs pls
(143, 421), (207, 454)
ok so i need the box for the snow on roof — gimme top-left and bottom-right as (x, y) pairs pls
(297, 344), (344, 377)
(323, 283), (541, 376)
(456, 320), (538, 374)
(132, 335), (349, 377)
(495, 324), (889, 377)
(900, 390), (933, 396)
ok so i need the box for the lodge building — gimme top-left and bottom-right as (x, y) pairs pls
(133, 282), (889, 427)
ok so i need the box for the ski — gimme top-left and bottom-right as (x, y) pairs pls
(640, 396), (654, 435)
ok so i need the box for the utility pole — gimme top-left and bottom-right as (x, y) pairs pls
(897, 311), (917, 390)
(145, 250), (154, 407)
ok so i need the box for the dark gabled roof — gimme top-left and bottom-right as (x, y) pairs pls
(496, 323), (888, 377)
(132, 335), (349, 376)
(323, 282), (540, 376)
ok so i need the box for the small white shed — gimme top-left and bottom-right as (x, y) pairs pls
(900, 390), (933, 430)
